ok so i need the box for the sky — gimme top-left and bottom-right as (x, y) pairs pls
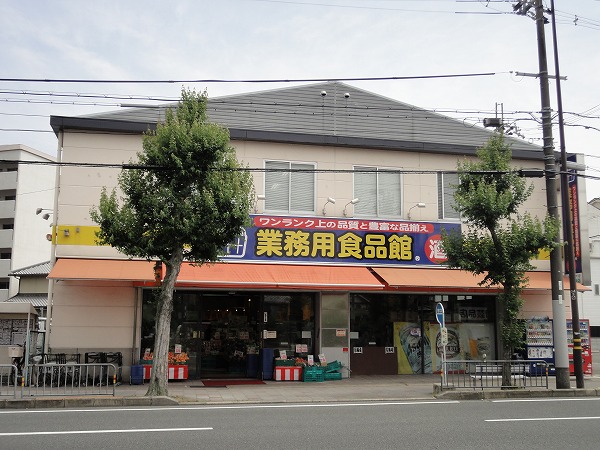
(1, 0), (599, 198)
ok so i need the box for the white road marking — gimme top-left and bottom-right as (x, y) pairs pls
(492, 397), (600, 403)
(0, 400), (459, 414)
(487, 416), (600, 422)
(0, 427), (213, 436)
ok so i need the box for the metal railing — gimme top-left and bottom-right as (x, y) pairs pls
(0, 364), (18, 398)
(21, 363), (118, 397)
(440, 359), (549, 390)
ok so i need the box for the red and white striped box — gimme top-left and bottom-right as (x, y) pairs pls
(168, 365), (188, 380)
(143, 364), (188, 380)
(274, 366), (303, 381)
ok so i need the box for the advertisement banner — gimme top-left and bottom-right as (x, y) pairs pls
(394, 322), (432, 374)
(565, 154), (582, 274)
(431, 323), (463, 373)
(223, 215), (460, 266)
(430, 322), (494, 372)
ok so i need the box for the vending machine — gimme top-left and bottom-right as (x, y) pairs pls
(567, 319), (593, 375)
(525, 318), (555, 375)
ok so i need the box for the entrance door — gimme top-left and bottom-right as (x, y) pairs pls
(196, 294), (260, 378)
(141, 290), (261, 380)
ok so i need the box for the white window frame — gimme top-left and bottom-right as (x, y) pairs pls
(438, 172), (460, 220)
(353, 165), (402, 218)
(263, 159), (316, 214)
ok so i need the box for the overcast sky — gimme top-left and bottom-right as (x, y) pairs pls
(2, 0), (599, 198)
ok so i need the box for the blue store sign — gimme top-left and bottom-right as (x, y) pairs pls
(222, 215), (460, 266)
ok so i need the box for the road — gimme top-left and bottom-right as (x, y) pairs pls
(1, 398), (600, 449)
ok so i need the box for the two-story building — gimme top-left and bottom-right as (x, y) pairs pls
(45, 82), (587, 379)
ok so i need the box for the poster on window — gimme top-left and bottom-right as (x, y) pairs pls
(460, 323), (494, 361)
(429, 323), (495, 372)
(394, 322), (432, 374)
(430, 323), (463, 373)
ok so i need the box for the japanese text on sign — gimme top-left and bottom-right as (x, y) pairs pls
(255, 229), (414, 261)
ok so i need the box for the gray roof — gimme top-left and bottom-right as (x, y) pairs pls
(50, 81), (544, 160)
(9, 261), (51, 277)
(5, 294), (47, 308)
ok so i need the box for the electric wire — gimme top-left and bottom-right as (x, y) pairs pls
(0, 72), (498, 85)
(0, 158), (592, 182)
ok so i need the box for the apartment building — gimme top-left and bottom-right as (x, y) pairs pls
(0, 145), (55, 301)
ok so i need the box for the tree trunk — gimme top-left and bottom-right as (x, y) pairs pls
(145, 248), (184, 397)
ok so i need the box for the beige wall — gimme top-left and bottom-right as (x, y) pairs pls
(19, 277), (50, 294)
(521, 291), (571, 319)
(55, 132), (552, 260)
(50, 280), (137, 361)
(49, 130), (559, 364)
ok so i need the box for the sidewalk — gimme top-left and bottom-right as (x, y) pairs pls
(3, 374), (600, 409)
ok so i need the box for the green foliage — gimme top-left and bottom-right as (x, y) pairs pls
(90, 89), (254, 396)
(90, 88), (254, 263)
(441, 134), (558, 353)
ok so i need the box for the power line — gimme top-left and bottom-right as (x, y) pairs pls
(0, 158), (592, 180)
(0, 72), (498, 84)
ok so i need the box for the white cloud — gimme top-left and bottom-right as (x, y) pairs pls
(1, 0), (599, 197)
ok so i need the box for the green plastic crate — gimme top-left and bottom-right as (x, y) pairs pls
(303, 366), (325, 382)
(324, 361), (342, 372)
(324, 372), (342, 380)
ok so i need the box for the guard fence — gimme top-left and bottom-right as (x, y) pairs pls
(439, 359), (550, 390)
(0, 362), (118, 398)
(0, 364), (18, 398)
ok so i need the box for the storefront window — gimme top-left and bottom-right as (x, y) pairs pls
(263, 293), (315, 356)
(349, 293), (497, 375)
(141, 290), (261, 378)
(141, 290), (316, 378)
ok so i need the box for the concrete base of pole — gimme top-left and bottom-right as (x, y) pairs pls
(555, 367), (571, 389)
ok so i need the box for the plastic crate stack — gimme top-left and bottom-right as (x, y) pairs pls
(323, 360), (342, 380)
(302, 360), (343, 382)
(302, 365), (325, 382)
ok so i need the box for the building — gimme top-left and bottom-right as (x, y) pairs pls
(7, 261), (51, 322)
(45, 82), (587, 379)
(0, 145), (55, 302)
(581, 198), (600, 337)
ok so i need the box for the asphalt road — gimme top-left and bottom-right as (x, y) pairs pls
(1, 398), (600, 449)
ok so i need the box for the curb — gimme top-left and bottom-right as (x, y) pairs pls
(0, 396), (179, 409)
(434, 386), (600, 400)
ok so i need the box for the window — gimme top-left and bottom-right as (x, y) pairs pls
(354, 166), (401, 217)
(595, 284), (599, 296)
(438, 172), (460, 219)
(264, 160), (315, 213)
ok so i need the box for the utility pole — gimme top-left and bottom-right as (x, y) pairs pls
(531, 0), (571, 389)
(549, 0), (584, 388)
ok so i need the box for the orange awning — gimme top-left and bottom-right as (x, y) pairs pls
(175, 262), (384, 290)
(372, 267), (590, 293)
(49, 259), (385, 291)
(48, 258), (155, 281)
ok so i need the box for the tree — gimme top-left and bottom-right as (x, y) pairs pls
(90, 89), (254, 396)
(441, 133), (557, 385)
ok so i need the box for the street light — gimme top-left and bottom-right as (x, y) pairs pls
(343, 198), (360, 217)
(322, 197), (336, 216)
(407, 202), (426, 220)
(36, 208), (53, 220)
